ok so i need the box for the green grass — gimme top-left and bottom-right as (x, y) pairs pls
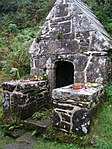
(34, 139), (79, 149)
(91, 103), (112, 149)
(0, 136), (14, 149)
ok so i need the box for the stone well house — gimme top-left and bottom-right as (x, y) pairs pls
(29, 0), (111, 91)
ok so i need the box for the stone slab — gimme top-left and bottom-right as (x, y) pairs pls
(25, 119), (52, 128)
(52, 85), (104, 101)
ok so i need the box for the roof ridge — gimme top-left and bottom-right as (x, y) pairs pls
(74, 0), (110, 39)
(53, 0), (111, 40)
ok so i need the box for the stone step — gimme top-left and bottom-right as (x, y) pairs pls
(24, 118), (52, 128)
(16, 134), (36, 144)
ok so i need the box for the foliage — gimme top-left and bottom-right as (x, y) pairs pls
(2, 29), (31, 79)
(0, 95), (3, 121)
(85, 0), (112, 36)
(1, 24), (43, 79)
(105, 81), (112, 102)
(8, 23), (19, 34)
(0, 0), (54, 79)
(32, 109), (52, 120)
(93, 138), (112, 149)
(56, 32), (63, 40)
(35, 35), (43, 43)
(0, 0), (112, 80)
(0, 0), (54, 30)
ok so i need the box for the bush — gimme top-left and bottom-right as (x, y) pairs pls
(2, 29), (32, 79)
(0, 0), (54, 30)
(8, 23), (18, 33)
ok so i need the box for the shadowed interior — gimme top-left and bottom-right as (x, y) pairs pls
(56, 61), (74, 88)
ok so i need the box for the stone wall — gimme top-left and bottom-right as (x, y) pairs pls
(2, 80), (50, 119)
(52, 84), (104, 136)
(29, 0), (111, 90)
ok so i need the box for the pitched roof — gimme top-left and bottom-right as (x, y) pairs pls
(46, 0), (111, 39)
(29, 0), (111, 54)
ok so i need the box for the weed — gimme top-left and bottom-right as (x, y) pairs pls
(32, 109), (52, 120)
(35, 35), (43, 43)
(56, 32), (63, 39)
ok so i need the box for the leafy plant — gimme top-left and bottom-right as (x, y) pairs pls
(2, 29), (32, 79)
(31, 130), (37, 136)
(35, 35), (43, 43)
(9, 67), (20, 80)
(56, 32), (63, 39)
(8, 23), (18, 34)
(32, 109), (52, 120)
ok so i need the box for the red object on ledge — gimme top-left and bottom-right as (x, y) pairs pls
(73, 85), (85, 90)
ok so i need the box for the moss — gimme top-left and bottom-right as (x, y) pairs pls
(35, 35), (43, 43)
(56, 32), (63, 39)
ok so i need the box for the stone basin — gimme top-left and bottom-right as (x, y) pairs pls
(52, 84), (104, 136)
(52, 84), (104, 104)
(2, 80), (50, 119)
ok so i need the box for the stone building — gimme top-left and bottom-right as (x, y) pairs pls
(29, 0), (111, 91)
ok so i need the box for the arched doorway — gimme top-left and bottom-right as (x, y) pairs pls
(55, 61), (74, 88)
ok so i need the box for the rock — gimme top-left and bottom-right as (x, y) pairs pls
(24, 118), (52, 136)
(5, 129), (25, 138)
(3, 142), (34, 149)
(52, 85), (104, 103)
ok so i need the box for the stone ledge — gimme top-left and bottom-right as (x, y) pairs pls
(2, 80), (50, 119)
(52, 84), (104, 136)
(52, 85), (104, 102)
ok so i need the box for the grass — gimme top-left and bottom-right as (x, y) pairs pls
(90, 103), (112, 148)
(0, 135), (14, 149)
(0, 85), (112, 149)
(34, 139), (79, 149)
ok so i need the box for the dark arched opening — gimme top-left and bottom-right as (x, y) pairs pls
(55, 61), (74, 88)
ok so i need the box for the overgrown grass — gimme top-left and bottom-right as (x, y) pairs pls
(34, 138), (80, 149)
(90, 103), (112, 148)
(0, 23), (42, 79)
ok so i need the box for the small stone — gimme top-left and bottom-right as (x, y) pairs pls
(16, 134), (36, 144)
(5, 129), (25, 138)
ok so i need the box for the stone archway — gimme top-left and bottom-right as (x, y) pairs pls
(55, 61), (74, 88)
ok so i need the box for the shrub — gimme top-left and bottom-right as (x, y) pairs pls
(2, 29), (32, 79)
(8, 23), (18, 33)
